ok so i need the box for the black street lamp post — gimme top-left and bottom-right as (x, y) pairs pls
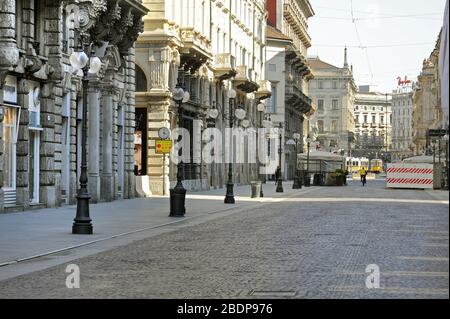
(224, 89), (238, 204)
(70, 43), (102, 235)
(304, 136), (312, 187)
(444, 134), (449, 190)
(276, 123), (284, 193)
(170, 83), (190, 216)
(257, 103), (266, 197)
(292, 133), (302, 189)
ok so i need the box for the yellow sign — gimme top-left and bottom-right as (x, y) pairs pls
(155, 140), (172, 154)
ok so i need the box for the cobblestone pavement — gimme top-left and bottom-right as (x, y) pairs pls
(0, 180), (448, 299)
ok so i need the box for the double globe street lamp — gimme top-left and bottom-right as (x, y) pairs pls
(224, 88), (246, 204)
(69, 45), (103, 235)
(170, 83), (190, 217)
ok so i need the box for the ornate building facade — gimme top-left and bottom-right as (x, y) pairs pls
(353, 86), (392, 160)
(136, 0), (271, 195)
(307, 50), (357, 156)
(0, 0), (147, 212)
(391, 84), (414, 161)
(265, 0), (315, 180)
(412, 33), (443, 155)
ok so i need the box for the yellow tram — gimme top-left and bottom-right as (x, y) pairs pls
(370, 159), (384, 173)
(346, 157), (369, 173)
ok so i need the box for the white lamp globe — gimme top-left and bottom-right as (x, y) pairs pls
(70, 51), (89, 70)
(235, 108), (246, 120)
(293, 133), (301, 140)
(88, 57), (102, 74)
(228, 89), (237, 99)
(257, 103), (265, 112)
(209, 108), (219, 119)
(241, 119), (250, 128)
(182, 91), (190, 103)
(173, 87), (185, 101)
(286, 139), (296, 145)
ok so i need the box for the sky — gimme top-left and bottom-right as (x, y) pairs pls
(308, 0), (447, 93)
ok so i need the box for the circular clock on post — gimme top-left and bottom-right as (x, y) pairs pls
(158, 127), (171, 140)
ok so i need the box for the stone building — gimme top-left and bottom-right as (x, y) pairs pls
(136, 0), (271, 195)
(391, 84), (414, 161)
(412, 33), (443, 155)
(353, 85), (392, 160)
(307, 50), (357, 156)
(265, 0), (315, 180)
(0, 0), (147, 212)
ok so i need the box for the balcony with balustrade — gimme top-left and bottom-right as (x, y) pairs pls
(254, 80), (272, 101)
(285, 82), (312, 114)
(213, 53), (237, 80)
(233, 65), (259, 93)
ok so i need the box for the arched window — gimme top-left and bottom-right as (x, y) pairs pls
(135, 65), (147, 92)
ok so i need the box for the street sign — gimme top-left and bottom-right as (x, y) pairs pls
(155, 140), (172, 154)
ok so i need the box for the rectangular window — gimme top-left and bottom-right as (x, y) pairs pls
(332, 81), (337, 89)
(318, 81), (323, 89)
(15, 0), (23, 49)
(364, 115), (368, 123)
(267, 83), (277, 113)
(331, 120), (338, 133)
(317, 120), (324, 133)
(317, 99), (324, 112)
(332, 99), (338, 110)
(372, 115), (376, 123)
(34, 0), (44, 55)
(62, 5), (69, 53)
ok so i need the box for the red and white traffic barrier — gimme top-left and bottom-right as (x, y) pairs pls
(386, 163), (438, 189)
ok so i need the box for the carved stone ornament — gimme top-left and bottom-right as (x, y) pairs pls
(25, 43), (43, 74)
(91, 1), (122, 43)
(77, 0), (108, 40)
(118, 16), (144, 56)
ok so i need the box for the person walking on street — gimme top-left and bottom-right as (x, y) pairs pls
(275, 166), (281, 186)
(359, 167), (367, 186)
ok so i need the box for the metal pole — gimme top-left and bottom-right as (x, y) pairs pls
(385, 93), (388, 156)
(259, 111), (264, 197)
(73, 58), (93, 234)
(293, 137), (302, 189)
(276, 123), (284, 192)
(439, 139), (441, 164)
(433, 142), (436, 166)
(446, 138), (449, 190)
(169, 100), (186, 216)
(163, 153), (166, 195)
(224, 97), (235, 204)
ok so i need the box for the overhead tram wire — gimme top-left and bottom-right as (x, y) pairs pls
(350, 0), (374, 84)
(312, 42), (435, 49)
(312, 5), (442, 19)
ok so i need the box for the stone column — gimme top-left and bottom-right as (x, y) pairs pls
(100, 85), (114, 201)
(16, 79), (30, 208)
(0, 0), (19, 72)
(0, 89), (4, 211)
(40, 82), (57, 207)
(148, 102), (171, 195)
(87, 83), (101, 203)
(0, 0), (19, 212)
